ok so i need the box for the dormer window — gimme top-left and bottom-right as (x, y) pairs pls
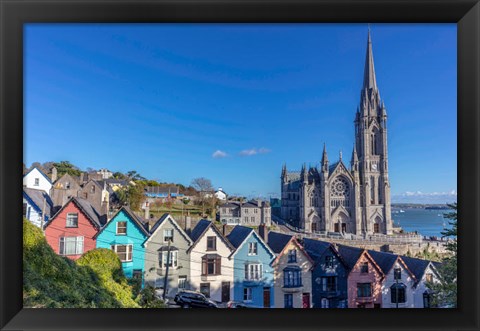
(116, 221), (127, 235)
(248, 242), (258, 255)
(164, 229), (174, 242)
(360, 262), (368, 273)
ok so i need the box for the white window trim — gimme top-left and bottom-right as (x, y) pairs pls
(248, 242), (258, 256)
(112, 244), (133, 262)
(245, 263), (263, 280)
(116, 221), (127, 235)
(59, 236), (84, 255)
(243, 287), (253, 302)
(163, 229), (174, 243)
(158, 250), (178, 269)
(66, 213), (79, 227)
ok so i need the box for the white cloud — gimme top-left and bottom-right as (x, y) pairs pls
(239, 147), (271, 156)
(212, 150), (228, 159)
(392, 190), (457, 204)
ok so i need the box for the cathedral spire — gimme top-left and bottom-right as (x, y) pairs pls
(321, 143), (328, 165)
(281, 163), (287, 178)
(351, 143), (358, 168)
(363, 27), (377, 92)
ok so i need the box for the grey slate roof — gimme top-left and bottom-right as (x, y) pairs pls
(149, 213), (170, 235)
(23, 188), (54, 217)
(226, 226), (253, 249)
(302, 238), (331, 262)
(336, 244), (364, 269)
(401, 255), (432, 281)
(267, 231), (293, 254)
(367, 250), (399, 274)
(74, 197), (107, 228)
(189, 219), (212, 242)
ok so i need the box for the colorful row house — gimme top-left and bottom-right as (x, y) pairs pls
(226, 225), (275, 308)
(143, 214), (193, 298)
(95, 207), (150, 278)
(44, 197), (106, 260)
(268, 232), (314, 308)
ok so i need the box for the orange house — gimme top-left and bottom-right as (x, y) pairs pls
(44, 197), (106, 260)
(337, 245), (384, 308)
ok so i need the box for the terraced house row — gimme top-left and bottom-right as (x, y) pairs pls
(38, 197), (439, 308)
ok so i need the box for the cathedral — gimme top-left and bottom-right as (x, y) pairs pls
(281, 30), (393, 235)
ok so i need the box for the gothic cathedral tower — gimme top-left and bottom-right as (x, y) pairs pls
(354, 29), (393, 235)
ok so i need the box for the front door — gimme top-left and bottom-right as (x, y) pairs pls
(334, 223), (339, 232)
(302, 293), (310, 308)
(263, 287), (271, 308)
(221, 282), (230, 302)
(311, 222), (317, 232)
(341, 223), (347, 233)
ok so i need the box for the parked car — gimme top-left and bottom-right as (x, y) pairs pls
(174, 290), (218, 308)
(227, 301), (261, 308)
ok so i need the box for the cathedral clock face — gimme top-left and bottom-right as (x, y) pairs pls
(331, 177), (350, 197)
(372, 163), (377, 171)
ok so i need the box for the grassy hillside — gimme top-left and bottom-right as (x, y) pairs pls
(23, 219), (139, 308)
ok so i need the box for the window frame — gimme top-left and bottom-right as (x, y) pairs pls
(284, 293), (293, 308)
(206, 236), (216, 251)
(116, 221), (127, 235)
(390, 284), (407, 303)
(357, 283), (372, 298)
(59, 236), (84, 256)
(360, 262), (369, 273)
(394, 267), (402, 280)
(325, 255), (334, 268)
(243, 287), (253, 301)
(65, 212), (79, 228)
(245, 263), (263, 280)
(287, 249), (297, 263)
(111, 244), (133, 262)
(248, 242), (258, 256)
(283, 268), (302, 288)
(158, 250), (178, 269)
(163, 229), (174, 243)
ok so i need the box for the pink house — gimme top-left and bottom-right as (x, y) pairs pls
(44, 197), (106, 260)
(337, 245), (384, 308)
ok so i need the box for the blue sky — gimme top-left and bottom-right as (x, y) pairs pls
(24, 23), (457, 203)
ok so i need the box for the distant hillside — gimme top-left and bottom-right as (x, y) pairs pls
(391, 203), (452, 209)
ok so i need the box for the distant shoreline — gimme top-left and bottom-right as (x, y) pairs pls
(391, 203), (453, 210)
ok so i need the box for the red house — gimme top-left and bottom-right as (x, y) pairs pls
(44, 197), (106, 260)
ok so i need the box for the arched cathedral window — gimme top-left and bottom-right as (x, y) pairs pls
(330, 177), (350, 209)
(370, 176), (375, 204)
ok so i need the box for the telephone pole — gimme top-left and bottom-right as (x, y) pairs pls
(162, 239), (171, 301)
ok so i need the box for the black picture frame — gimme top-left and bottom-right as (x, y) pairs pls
(1, 1), (478, 330)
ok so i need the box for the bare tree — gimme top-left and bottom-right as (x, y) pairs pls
(191, 177), (214, 217)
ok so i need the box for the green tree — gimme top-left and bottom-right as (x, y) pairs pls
(116, 183), (146, 211)
(53, 160), (82, 177)
(427, 202), (457, 307)
(135, 285), (167, 308)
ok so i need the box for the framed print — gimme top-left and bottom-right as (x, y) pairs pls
(1, 0), (479, 330)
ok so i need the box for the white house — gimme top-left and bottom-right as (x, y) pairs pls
(23, 187), (54, 227)
(23, 167), (52, 194)
(379, 256), (417, 308)
(187, 220), (235, 304)
(402, 256), (441, 308)
(214, 188), (227, 201)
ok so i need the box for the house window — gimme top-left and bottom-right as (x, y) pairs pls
(34, 178), (39, 186)
(111, 244), (133, 262)
(243, 288), (253, 301)
(245, 263), (263, 280)
(390, 283), (406, 303)
(164, 229), (174, 242)
(133, 269), (142, 280)
(394, 267), (402, 280)
(325, 256), (334, 268)
(91, 185), (95, 193)
(283, 268), (302, 287)
(423, 292), (431, 308)
(425, 273), (433, 283)
(116, 221), (127, 235)
(83, 192), (88, 199)
(357, 283), (372, 298)
(254, 209), (258, 214)
(200, 283), (210, 297)
(65, 182), (71, 189)
(66, 213), (78, 227)
(178, 276), (187, 289)
(251, 216), (254, 223)
(245, 209), (248, 214)
(244, 217), (248, 222)
(321, 276), (337, 292)
(158, 250), (178, 268)
(248, 242), (258, 255)
(360, 262), (368, 273)
(287, 249), (297, 263)
(321, 298), (330, 308)
(59, 236), (84, 255)
(202, 255), (221, 275)
(206, 236), (216, 251)
(284, 294), (293, 308)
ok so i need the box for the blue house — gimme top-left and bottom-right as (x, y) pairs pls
(303, 238), (349, 308)
(227, 225), (275, 308)
(95, 206), (150, 279)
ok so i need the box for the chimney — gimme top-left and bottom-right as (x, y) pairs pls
(257, 199), (262, 207)
(259, 224), (268, 243)
(185, 216), (192, 235)
(51, 167), (58, 182)
(101, 196), (109, 218)
(144, 201), (150, 220)
(222, 223), (227, 236)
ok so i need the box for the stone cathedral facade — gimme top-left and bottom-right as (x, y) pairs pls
(281, 30), (393, 235)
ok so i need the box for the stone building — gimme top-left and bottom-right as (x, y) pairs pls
(219, 200), (271, 227)
(281, 30), (393, 235)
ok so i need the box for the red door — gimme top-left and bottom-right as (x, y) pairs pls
(302, 293), (310, 308)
